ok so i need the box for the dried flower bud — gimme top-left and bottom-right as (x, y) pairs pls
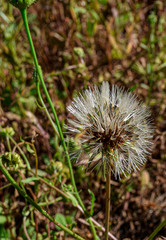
(66, 82), (154, 178)
(8, 0), (37, 9)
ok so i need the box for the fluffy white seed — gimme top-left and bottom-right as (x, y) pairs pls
(66, 82), (154, 178)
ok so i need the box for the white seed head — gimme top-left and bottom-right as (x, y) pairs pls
(66, 82), (154, 178)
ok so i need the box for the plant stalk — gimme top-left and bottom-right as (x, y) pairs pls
(104, 168), (111, 240)
(9, 135), (31, 170)
(20, 8), (97, 240)
(36, 78), (59, 137)
(147, 219), (166, 240)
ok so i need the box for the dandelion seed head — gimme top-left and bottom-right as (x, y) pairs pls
(66, 82), (154, 179)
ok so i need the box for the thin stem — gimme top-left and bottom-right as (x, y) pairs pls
(0, 183), (12, 191)
(23, 217), (31, 240)
(31, 143), (38, 177)
(0, 158), (85, 240)
(90, 216), (117, 240)
(6, 136), (12, 152)
(29, 169), (69, 199)
(147, 219), (166, 240)
(20, 8), (97, 240)
(38, 197), (62, 207)
(105, 168), (111, 240)
(8, 135), (31, 170)
(36, 79), (59, 137)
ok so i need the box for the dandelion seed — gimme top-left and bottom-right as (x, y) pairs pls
(66, 82), (153, 178)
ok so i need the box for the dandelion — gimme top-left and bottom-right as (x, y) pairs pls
(66, 81), (153, 179)
(66, 81), (153, 239)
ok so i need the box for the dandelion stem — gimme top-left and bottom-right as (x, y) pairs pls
(20, 8), (98, 240)
(105, 167), (111, 240)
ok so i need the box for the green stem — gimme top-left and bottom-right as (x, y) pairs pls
(20, 8), (97, 240)
(147, 219), (166, 240)
(31, 143), (38, 177)
(0, 158), (85, 240)
(0, 183), (12, 191)
(104, 168), (111, 240)
(6, 136), (12, 152)
(30, 169), (69, 199)
(36, 76), (59, 137)
(9, 135), (31, 170)
(38, 197), (62, 207)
